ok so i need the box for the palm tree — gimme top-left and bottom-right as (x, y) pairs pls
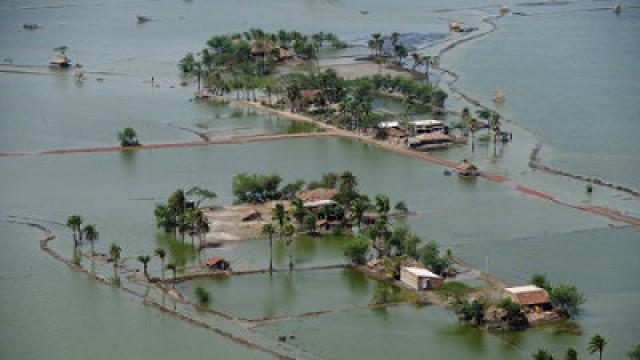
(284, 223), (295, 271)
(166, 262), (177, 287)
(291, 198), (307, 227)
(272, 203), (287, 239)
(155, 248), (166, 279)
(82, 224), (98, 256)
(420, 55), (432, 81)
(137, 255), (151, 280)
(262, 223), (276, 273)
(588, 334), (608, 360)
(66, 214), (83, 246)
(468, 117), (480, 153)
(351, 197), (369, 229)
(109, 243), (122, 282)
(565, 348), (578, 360)
(411, 53), (423, 72)
(375, 194), (390, 216)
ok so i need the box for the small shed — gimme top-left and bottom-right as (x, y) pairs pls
(250, 41), (273, 56)
(504, 285), (551, 312)
(206, 256), (230, 271)
(400, 266), (443, 290)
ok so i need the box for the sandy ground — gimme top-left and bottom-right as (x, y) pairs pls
(202, 201), (287, 244)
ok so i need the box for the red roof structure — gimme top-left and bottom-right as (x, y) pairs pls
(505, 285), (551, 306)
(206, 256), (229, 268)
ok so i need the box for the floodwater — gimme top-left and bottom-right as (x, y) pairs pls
(1, 0), (639, 359)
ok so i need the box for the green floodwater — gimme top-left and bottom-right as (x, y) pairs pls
(1, 0), (639, 359)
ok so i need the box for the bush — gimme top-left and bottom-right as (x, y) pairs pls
(343, 235), (369, 265)
(118, 127), (140, 147)
(194, 286), (210, 305)
(550, 284), (585, 317)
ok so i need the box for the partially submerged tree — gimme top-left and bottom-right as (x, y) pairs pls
(262, 223), (276, 273)
(551, 284), (585, 317)
(587, 334), (608, 360)
(82, 224), (98, 256)
(118, 127), (140, 147)
(66, 214), (83, 246)
(137, 255), (151, 280)
(194, 286), (210, 306)
(343, 235), (370, 265)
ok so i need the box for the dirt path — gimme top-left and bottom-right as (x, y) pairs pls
(0, 131), (336, 158)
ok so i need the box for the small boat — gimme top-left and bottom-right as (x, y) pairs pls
(23, 23), (39, 30)
(494, 90), (505, 102)
(360, 10), (369, 15)
(136, 15), (151, 23)
(499, 5), (510, 15)
(614, 4), (622, 14)
(449, 21), (462, 32)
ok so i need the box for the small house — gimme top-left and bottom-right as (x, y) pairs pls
(400, 266), (443, 290)
(206, 256), (230, 271)
(407, 120), (447, 136)
(504, 285), (552, 313)
(50, 54), (71, 68)
(455, 160), (479, 177)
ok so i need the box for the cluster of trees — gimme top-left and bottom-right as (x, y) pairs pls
(532, 334), (640, 360)
(66, 214), (98, 251)
(232, 173), (303, 203)
(179, 28), (346, 92)
(458, 107), (503, 153)
(367, 32), (408, 66)
(531, 273), (586, 318)
(154, 187), (216, 248)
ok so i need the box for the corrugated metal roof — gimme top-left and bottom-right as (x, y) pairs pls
(403, 266), (441, 279)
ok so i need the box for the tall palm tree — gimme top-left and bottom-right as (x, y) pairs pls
(109, 243), (122, 282)
(66, 214), (83, 246)
(272, 203), (287, 239)
(155, 248), (166, 279)
(262, 223), (276, 273)
(284, 223), (295, 271)
(82, 224), (98, 256)
(411, 53), (423, 72)
(422, 55), (432, 81)
(137, 255), (151, 280)
(468, 118), (480, 153)
(588, 334), (608, 360)
(166, 262), (177, 287)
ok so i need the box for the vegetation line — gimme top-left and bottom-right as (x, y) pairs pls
(2, 217), (304, 360)
(433, 13), (640, 200)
